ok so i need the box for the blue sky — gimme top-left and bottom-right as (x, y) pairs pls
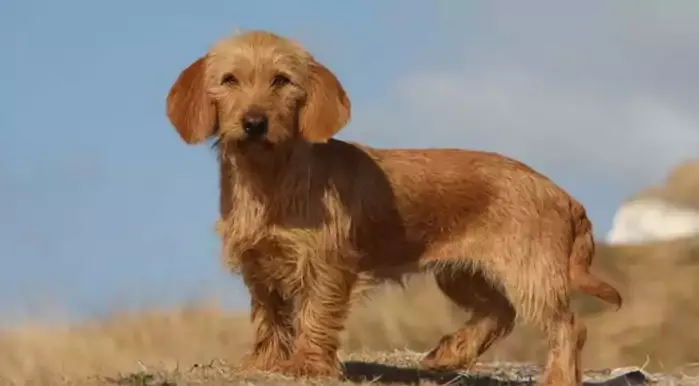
(3, 0), (698, 325)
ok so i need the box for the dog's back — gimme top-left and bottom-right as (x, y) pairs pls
(302, 143), (621, 314)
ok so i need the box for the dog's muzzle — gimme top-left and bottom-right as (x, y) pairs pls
(241, 111), (268, 139)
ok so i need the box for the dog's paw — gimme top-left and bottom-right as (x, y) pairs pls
(420, 347), (475, 372)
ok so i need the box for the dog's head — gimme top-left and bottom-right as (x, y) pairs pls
(166, 30), (351, 149)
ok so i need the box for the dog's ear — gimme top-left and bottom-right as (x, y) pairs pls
(300, 60), (351, 143)
(166, 57), (217, 144)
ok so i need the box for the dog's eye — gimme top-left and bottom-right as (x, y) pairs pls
(221, 73), (238, 86)
(271, 74), (291, 88)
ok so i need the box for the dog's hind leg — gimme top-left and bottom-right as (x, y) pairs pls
(421, 268), (516, 371)
(538, 309), (586, 386)
(421, 269), (516, 371)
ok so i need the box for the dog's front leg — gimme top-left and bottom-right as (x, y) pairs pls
(239, 257), (295, 371)
(274, 255), (357, 379)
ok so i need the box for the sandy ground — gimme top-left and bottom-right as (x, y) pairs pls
(0, 236), (698, 385)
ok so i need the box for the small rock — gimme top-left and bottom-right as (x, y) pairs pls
(584, 366), (652, 385)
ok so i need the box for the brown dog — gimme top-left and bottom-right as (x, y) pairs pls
(166, 30), (622, 386)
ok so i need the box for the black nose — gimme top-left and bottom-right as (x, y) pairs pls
(242, 112), (268, 137)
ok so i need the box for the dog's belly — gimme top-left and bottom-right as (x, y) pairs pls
(237, 232), (427, 295)
(354, 229), (465, 270)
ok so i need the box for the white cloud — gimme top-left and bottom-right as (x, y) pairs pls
(346, 1), (699, 190)
(392, 67), (699, 184)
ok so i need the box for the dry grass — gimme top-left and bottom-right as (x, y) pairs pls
(1, 237), (699, 385)
(633, 159), (699, 208)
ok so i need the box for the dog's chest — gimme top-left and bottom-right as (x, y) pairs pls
(235, 228), (322, 292)
(222, 201), (323, 252)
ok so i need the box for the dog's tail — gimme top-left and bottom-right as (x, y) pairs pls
(568, 200), (623, 310)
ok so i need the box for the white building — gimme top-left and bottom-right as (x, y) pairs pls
(606, 160), (699, 245)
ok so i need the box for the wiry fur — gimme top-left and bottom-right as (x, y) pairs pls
(166, 30), (622, 386)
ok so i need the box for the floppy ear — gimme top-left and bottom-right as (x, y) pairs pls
(300, 60), (351, 143)
(166, 57), (217, 144)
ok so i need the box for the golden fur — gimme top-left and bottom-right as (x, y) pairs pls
(166, 30), (622, 386)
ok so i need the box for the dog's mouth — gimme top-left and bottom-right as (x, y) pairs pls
(236, 136), (275, 151)
(241, 132), (269, 142)
(211, 132), (274, 152)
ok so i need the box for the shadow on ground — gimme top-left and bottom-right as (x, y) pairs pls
(343, 361), (529, 385)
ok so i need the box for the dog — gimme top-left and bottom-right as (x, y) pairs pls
(166, 30), (622, 386)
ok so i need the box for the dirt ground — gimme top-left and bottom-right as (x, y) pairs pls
(1, 236), (698, 385)
(47, 352), (699, 385)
